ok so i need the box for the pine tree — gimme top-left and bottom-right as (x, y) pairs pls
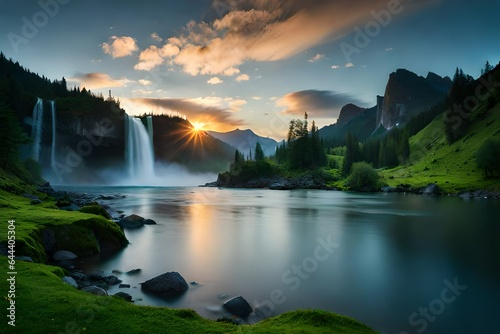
(255, 142), (265, 161)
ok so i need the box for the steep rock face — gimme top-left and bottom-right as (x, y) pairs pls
(337, 104), (366, 126)
(377, 69), (451, 129)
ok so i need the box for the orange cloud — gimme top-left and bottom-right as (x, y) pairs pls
(126, 97), (246, 132)
(135, 0), (410, 75)
(102, 36), (138, 58)
(69, 72), (131, 90)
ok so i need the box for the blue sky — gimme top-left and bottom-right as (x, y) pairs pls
(1, 0), (499, 139)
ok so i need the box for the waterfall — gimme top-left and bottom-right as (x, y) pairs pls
(50, 100), (56, 168)
(125, 115), (155, 183)
(146, 116), (154, 151)
(31, 98), (44, 161)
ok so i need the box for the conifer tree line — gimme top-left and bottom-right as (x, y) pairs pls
(274, 113), (327, 170)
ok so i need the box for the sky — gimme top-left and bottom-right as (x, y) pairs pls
(1, 0), (499, 140)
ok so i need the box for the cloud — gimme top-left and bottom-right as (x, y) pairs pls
(345, 62), (354, 68)
(252, 96), (262, 100)
(138, 79), (153, 86)
(134, 0), (420, 75)
(308, 53), (325, 63)
(385, 47), (394, 52)
(102, 36), (138, 58)
(134, 46), (165, 71)
(235, 74), (250, 82)
(68, 72), (132, 90)
(331, 65), (340, 69)
(151, 32), (162, 42)
(277, 89), (367, 118)
(127, 97), (246, 130)
(207, 77), (223, 85)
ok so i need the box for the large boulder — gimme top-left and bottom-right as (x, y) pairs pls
(119, 214), (146, 228)
(141, 272), (188, 296)
(223, 296), (253, 317)
(62, 276), (78, 288)
(423, 183), (440, 196)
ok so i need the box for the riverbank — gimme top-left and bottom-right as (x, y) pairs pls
(203, 169), (500, 199)
(0, 171), (377, 333)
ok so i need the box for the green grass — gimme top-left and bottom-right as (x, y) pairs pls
(380, 100), (500, 193)
(0, 258), (377, 334)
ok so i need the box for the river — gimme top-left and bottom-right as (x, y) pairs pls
(58, 186), (500, 334)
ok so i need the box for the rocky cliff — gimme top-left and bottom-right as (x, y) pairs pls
(377, 69), (451, 129)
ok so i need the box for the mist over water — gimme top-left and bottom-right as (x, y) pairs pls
(64, 187), (500, 334)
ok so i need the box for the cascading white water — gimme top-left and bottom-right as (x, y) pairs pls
(50, 100), (56, 168)
(125, 115), (155, 184)
(146, 116), (153, 150)
(31, 98), (44, 161)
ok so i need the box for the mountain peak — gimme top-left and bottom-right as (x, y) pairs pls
(337, 104), (366, 126)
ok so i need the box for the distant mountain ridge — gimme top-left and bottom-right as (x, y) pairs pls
(207, 128), (278, 158)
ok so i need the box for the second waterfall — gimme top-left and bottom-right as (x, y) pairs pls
(125, 114), (155, 184)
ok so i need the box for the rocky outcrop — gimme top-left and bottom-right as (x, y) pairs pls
(141, 272), (189, 296)
(223, 296), (253, 317)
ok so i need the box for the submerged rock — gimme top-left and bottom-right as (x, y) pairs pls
(223, 296), (253, 317)
(141, 272), (189, 296)
(119, 214), (146, 228)
(143, 219), (157, 225)
(114, 292), (133, 302)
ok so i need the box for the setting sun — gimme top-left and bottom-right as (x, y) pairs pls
(191, 122), (206, 132)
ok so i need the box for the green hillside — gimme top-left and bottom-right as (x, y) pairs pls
(381, 94), (500, 193)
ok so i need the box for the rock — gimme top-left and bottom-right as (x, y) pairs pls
(190, 281), (199, 285)
(114, 292), (133, 302)
(30, 199), (42, 205)
(15, 256), (34, 262)
(269, 182), (287, 190)
(143, 219), (157, 225)
(381, 186), (396, 193)
(53, 250), (78, 262)
(223, 296), (253, 317)
(62, 276), (78, 288)
(70, 271), (88, 281)
(105, 275), (122, 286)
(119, 214), (146, 228)
(82, 285), (108, 296)
(141, 272), (189, 296)
(126, 269), (142, 275)
(423, 183), (440, 196)
(88, 271), (107, 281)
(119, 284), (131, 288)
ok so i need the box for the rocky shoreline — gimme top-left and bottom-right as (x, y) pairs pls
(28, 183), (260, 322)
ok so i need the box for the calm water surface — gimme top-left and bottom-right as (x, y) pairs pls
(58, 186), (500, 334)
